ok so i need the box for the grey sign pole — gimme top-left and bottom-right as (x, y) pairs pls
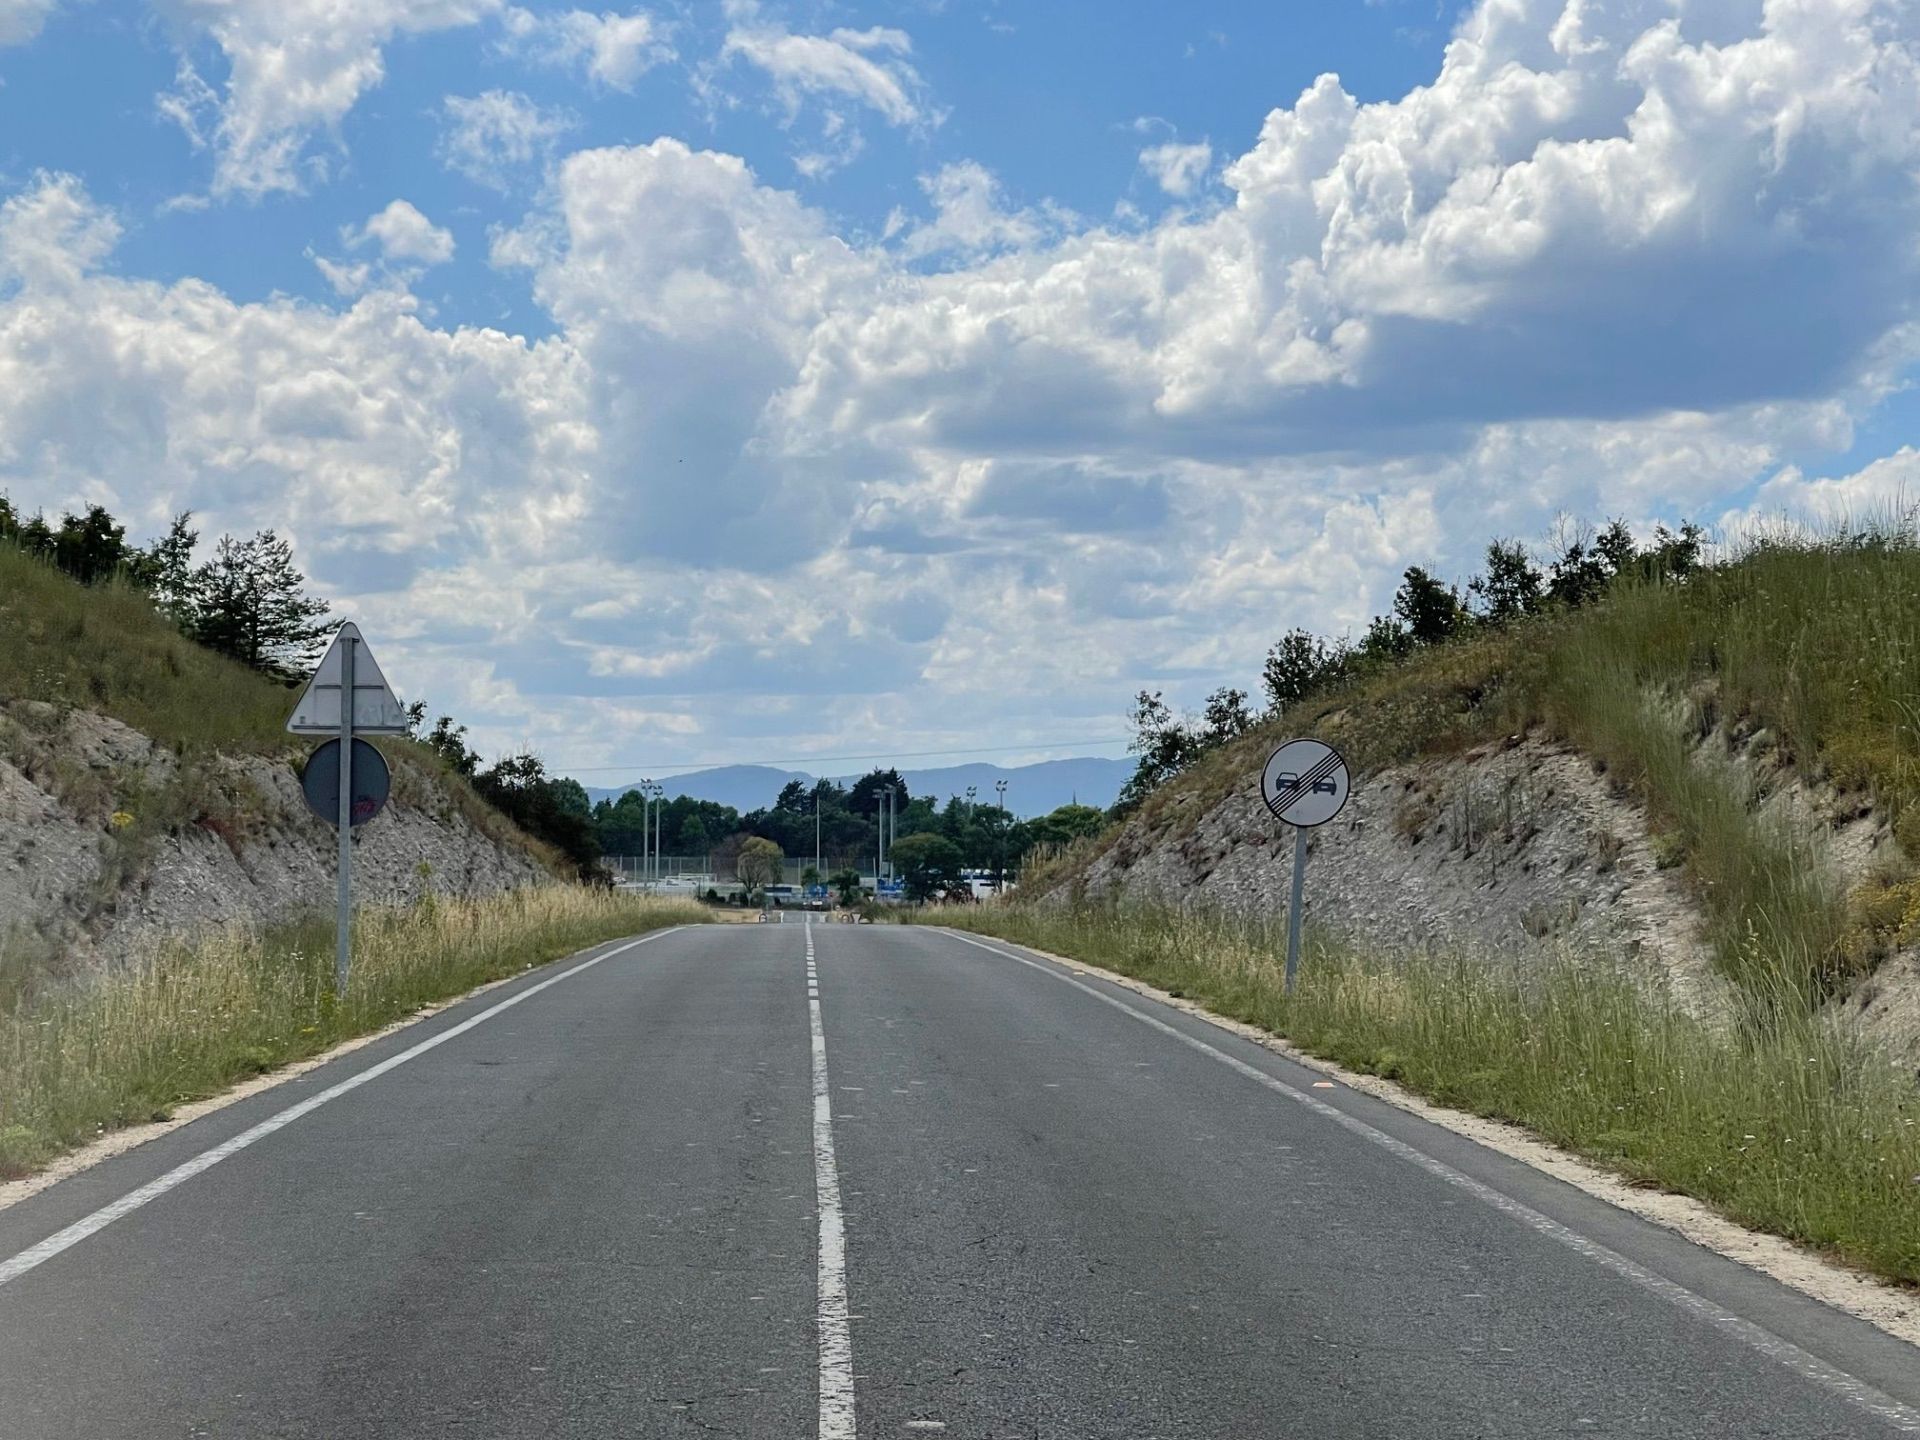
(1284, 826), (1309, 994)
(335, 634), (356, 997)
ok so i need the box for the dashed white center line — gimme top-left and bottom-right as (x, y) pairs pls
(806, 920), (857, 1440)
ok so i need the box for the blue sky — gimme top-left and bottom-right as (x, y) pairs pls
(1, 0), (1917, 781)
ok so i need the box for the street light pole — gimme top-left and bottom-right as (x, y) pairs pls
(639, 778), (653, 887)
(995, 779), (1009, 893)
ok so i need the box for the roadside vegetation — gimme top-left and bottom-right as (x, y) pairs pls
(0, 499), (607, 878)
(956, 516), (1920, 1286)
(1093, 516), (1920, 1011)
(924, 902), (1920, 1287)
(0, 888), (705, 1181)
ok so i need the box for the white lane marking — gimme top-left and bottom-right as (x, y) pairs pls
(0, 928), (688, 1291)
(807, 922), (857, 1440)
(938, 929), (1920, 1436)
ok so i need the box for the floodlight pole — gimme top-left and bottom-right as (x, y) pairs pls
(335, 635), (355, 998)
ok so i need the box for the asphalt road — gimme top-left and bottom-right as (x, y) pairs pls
(2, 919), (1918, 1438)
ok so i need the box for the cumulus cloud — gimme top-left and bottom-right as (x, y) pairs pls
(350, 200), (455, 267)
(437, 90), (576, 189)
(0, 0), (57, 47)
(892, 161), (1048, 260)
(154, 0), (500, 197)
(1138, 140), (1212, 197)
(10, 0), (1920, 767)
(500, 5), (673, 90)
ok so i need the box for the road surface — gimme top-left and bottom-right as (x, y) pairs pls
(2, 920), (1917, 1437)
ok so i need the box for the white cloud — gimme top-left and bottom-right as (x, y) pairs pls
(0, 0), (58, 47)
(0, 172), (121, 288)
(500, 6), (672, 91)
(153, 0), (500, 197)
(350, 200), (456, 267)
(1138, 140), (1212, 197)
(895, 161), (1046, 260)
(437, 90), (576, 189)
(10, 0), (1920, 768)
(722, 20), (928, 125)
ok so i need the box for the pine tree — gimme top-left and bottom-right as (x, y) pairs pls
(194, 531), (333, 677)
(130, 512), (202, 627)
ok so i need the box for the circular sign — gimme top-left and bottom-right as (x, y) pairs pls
(300, 738), (392, 828)
(1260, 738), (1350, 828)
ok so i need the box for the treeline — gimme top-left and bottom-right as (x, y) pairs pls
(1121, 518), (1705, 810)
(589, 770), (1108, 897)
(0, 498), (332, 679)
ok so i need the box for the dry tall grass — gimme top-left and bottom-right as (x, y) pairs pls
(0, 888), (705, 1178)
(928, 901), (1920, 1286)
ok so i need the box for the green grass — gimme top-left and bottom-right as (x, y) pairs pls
(1068, 521), (1920, 1006)
(0, 545), (292, 753)
(0, 888), (706, 1179)
(926, 900), (1920, 1287)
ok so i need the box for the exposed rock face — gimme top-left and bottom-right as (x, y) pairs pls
(1076, 731), (1920, 1055)
(1079, 737), (1730, 1018)
(0, 703), (546, 971)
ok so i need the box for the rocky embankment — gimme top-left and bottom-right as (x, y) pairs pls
(1, 701), (547, 972)
(1076, 733), (1920, 1053)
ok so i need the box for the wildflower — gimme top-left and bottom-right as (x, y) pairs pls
(109, 811), (135, 830)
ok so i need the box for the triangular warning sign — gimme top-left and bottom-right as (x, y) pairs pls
(286, 623), (410, 735)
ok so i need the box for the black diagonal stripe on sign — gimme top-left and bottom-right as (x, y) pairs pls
(1272, 749), (1343, 818)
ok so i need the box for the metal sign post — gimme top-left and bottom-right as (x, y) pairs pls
(1260, 738), (1352, 995)
(336, 635), (355, 997)
(287, 623), (409, 997)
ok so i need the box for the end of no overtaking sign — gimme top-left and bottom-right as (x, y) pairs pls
(1260, 737), (1350, 828)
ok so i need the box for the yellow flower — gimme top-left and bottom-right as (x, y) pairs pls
(109, 811), (135, 830)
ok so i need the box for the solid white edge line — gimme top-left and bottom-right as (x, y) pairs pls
(938, 928), (1920, 1437)
(0, 927), (687, 1291)
(807, 922), (857, 1440)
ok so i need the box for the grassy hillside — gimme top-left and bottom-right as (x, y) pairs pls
(0, 545), (293, 753)
(1045, 523), (1920, 1009)
(0, 546), (560, 1001)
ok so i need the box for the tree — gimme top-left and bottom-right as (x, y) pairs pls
(1595, 518), (1638, 578)
(1358, 613), (1412, 664)
(1393, 565), (1468, 647)
(801, 864), (822, 889)
(1201, 686), (1254, 745)
(830, 866), (864, 907)
(1262, 629), (1341, 712)
(1116, 689), (1203, 811)
(891, 832), (963, 903)
(422, 715), (480, 777)
(194, 531), (333, 677)
(51, 505), (131, 585)
(1546, 520), (1610, 610)
(1639, 522), (1704, 585)
(473, 751), (600, 876)
(131, 512), (202, 626)
(550, 777), (591, 818)
(1468, 539), (1543, 625)
(737, 836), (784, 898)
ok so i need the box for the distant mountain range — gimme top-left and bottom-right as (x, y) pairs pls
(580, 756), (1134, 818)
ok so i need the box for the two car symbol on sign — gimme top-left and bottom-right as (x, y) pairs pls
(1272, 771), (1339, 797)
